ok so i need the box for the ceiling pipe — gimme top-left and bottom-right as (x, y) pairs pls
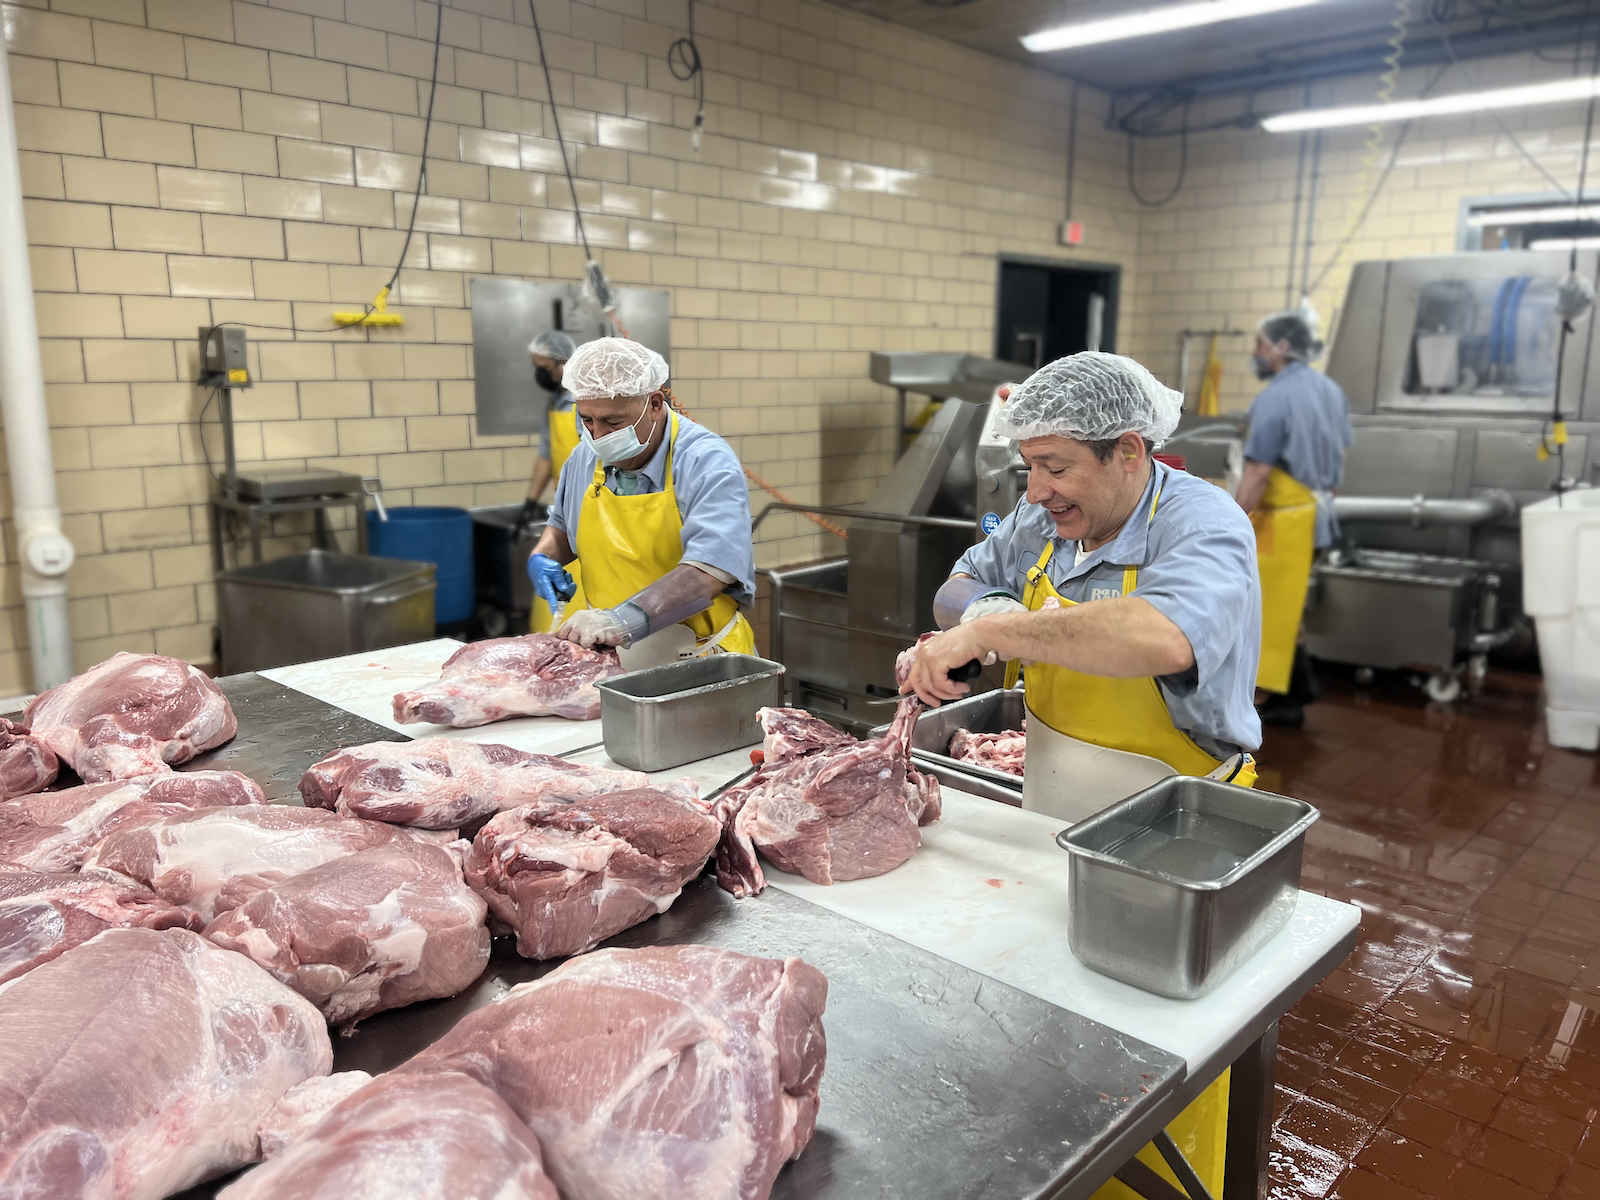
(0, 44), (75, 690)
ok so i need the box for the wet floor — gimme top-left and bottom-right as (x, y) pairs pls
(1264, 666), (1600, 1199)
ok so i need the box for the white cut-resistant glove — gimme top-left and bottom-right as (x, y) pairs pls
(557, 607), (630, 648)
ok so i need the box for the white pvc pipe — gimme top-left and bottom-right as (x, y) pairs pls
(0, 45), (74, 690)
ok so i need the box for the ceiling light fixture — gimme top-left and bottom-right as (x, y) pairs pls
(1262, 76), (1600, 132)
(1467, 205), (1600, 226)
(1020, 0), (1322, 53)
(1530, 237), (1600, 251)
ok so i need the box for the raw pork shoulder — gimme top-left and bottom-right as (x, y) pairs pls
(256, 1072), (373, 1159)
(715, 701), (940, 896)
(86, 803), (422, 922)
(0, 719), (58, 798)
(205, 839), (490, 1027)
(221, 1071), (559, 1200)
(25, 652), (237, 781)
(758, 706), (855, 761)
(950, 726), (1025, 776)
(393, 633), (624, 726)
(402, 945), (828, 1200)
(0, 769), (265, 872)
(465, 788), (721, 959)
(0, 866), (200, 984)
(0, 927), (331, 1200)
(300, 736), (679, 829)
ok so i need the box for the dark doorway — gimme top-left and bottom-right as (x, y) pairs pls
(995, 257), (1120, 368)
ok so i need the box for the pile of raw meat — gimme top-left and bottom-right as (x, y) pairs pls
(0, 651), (833, 1200)
(303, 737), (716, 963)
(950, 724), (1026, 777)
(225, 944), (828, 1200)
(392, 632), (624, 726)
(715, 698), (941, 897)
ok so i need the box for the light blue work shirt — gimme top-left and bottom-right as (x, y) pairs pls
(953, 462), (1263, 756)
(538, 389), (575, 461)
(1243, 361), (1353, 548)
(548, 412), (756, 606)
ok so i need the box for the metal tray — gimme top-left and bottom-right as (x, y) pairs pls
(596, 654), (785, 772)
(1055, 776), (1319, 1000)
(870, 686), (1026, 793)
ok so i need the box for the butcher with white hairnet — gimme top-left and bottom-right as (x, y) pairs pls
(525, 337), (756, 667)
(901, 352), (1264, 820)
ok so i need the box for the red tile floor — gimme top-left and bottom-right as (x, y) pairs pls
(1261, 665), (1600, 1199)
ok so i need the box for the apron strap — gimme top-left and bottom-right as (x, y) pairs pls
(695, 608), (742, 655)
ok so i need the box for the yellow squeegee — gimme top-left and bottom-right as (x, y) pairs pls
(334, 286), (405, 327)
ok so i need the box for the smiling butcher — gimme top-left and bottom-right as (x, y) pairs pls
(900, 352), (1263, 820)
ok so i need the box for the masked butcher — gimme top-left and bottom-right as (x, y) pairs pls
(524, 338), (757, 670)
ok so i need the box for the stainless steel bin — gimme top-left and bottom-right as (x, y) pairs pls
(217, 549), (435, 674)
(1056, 777), (1319, 999)
(596, 655), (785, 772)
(871, 686), (1026, 793)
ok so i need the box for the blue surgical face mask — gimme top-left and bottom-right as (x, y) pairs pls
(585, 399), (658, 465)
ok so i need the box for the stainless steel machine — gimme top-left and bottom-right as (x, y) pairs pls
(761, 353), (1035, 728)
(1314, 250), (1600, 697)
(761, 400), (985, 729)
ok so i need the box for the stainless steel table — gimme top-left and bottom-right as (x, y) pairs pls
(176, 673), (1354, 1199)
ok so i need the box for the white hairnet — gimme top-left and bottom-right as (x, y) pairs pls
(562, 337), (669, 401)
(528, 330), (575, 360)
(995, 352), (1182, 446)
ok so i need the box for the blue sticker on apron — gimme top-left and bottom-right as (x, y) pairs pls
(981, 511), (1001, 535)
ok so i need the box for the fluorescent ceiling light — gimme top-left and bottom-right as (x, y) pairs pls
(1468, 206), (1600, 226)
(1531, 237), (1600, 250)
(1020, 0), (1321, 54)
(1262, 76), (1600, 132)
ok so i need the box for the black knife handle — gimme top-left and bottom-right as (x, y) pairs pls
(947, 659), (984, 683)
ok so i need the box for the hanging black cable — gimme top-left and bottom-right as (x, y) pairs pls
(668, 0), (706, 150)
(1064, 80), (1079, 223)
(529, 0), (596, 264)
(1545, 23), (1599, 500)
(383, 2), (444, 305)
(1126, 101), (1190, 207)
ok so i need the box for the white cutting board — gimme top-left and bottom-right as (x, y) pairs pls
(759, 788), (1359, 1071)
(261, 639), (606, 758)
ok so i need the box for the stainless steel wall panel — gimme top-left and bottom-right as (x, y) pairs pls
(1339, 426), (1459, 497)
(469, 278), (670, 437)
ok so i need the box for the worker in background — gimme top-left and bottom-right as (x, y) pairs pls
(525, 337), (756, 669)
(525, 330), (579, 509)
(521, 331), (582, 634)
(1235, 311), (1352, 728)
(902, 352), (1262, 821)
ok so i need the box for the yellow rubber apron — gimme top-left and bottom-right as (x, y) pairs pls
(1006, 478), (1257, 817)
(1006, 481), (1245, 1200)
(531, 404), (586, 635)
(572, 412), (754, 662)
(1251, 467), (1317, 695)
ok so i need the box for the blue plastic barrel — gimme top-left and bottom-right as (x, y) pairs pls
(366, 507), (474, 626)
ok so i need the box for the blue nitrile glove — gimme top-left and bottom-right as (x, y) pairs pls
(527, 554), (576, 607)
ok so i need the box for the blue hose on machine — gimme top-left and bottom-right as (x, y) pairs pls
(366, 507), (475, 626)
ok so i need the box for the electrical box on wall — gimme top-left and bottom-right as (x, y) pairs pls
(198, 325), (251, 388)
(1058, 221), (1084, 247)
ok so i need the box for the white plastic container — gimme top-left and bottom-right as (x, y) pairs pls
(1522, 489), (1600, 750)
